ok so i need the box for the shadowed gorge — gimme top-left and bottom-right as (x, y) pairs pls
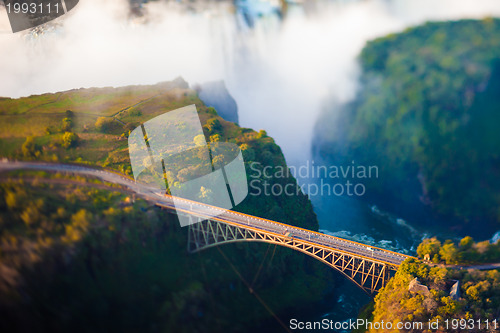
(315, 19), (500, 232)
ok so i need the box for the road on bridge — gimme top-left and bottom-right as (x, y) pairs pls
(0, 161), (412, 266)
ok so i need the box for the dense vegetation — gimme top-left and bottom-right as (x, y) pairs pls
(0, 80), (333, 332)
(355, 235), (500, 332)
(316, 19), (500, 227)
(358, 255), (500, 333)
(0, 179), (334, 332)
(416, 236), (500, 265)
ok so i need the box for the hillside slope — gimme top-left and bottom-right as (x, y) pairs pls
(356, 240), (500, 333)
(315, 19), (500, 228)
(0, 79), (334, 332)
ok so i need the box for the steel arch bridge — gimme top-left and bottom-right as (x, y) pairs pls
(186, 217), (404, 294)
(0, 162), (412, 295)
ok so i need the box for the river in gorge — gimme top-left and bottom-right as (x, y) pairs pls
(225, 0), (500, 329)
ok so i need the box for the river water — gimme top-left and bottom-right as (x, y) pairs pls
(224, 1), (500, 330)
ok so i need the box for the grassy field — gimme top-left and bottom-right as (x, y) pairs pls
(0, 77), (271, 177)
(0, 79), (189, 116)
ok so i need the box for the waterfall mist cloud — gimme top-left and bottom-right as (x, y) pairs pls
(1, 0), (500, 166)
(0, 0), (234, 97)
(226, 0), (500, 165)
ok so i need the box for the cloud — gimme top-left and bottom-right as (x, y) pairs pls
(0, 0), (230, 97)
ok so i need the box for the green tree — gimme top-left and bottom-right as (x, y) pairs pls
(61, 117), (73, 132)
(95, 117), (115, 132)
(459, 236), (474, 249)
(63, 209), (92, 243)
(204, 118), (222, 134)
(417, 237), (441, 260)
(439, 241), (460, 264)
(256, 130), (267, 139)
(5, 188), (26, 210)
(21, 136), (41, 158)
(61, 132), (78, 149)
(240, 143), (255, 161)
(20, 206), (41, 227)
(209, 134), (221, 142)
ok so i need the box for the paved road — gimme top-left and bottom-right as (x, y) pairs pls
(0, 161), (412, 266)
(429, 263), (500, 271)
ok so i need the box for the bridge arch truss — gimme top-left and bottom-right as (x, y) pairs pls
(187, 218), (398, 294)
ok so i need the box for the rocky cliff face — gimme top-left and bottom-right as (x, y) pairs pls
(313, 19), (500, 229)
(195, 81), (239, 124)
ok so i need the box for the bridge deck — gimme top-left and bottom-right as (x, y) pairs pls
(0, 161), (414, 267)
(156, 195), (414, 267)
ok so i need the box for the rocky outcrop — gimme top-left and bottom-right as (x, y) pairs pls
(450, 280), (460, 300)
(195, 81), (239, 124)
(408, 277), (430, 296)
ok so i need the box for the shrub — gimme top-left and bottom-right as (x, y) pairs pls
(95, 117), (116, 132)
(207, 107), (217, 115)
(61, 132), (78, 149)
(21, 136), (41, 158)
(204, 118), (222, 134)
(61, 117), (73, 132)
(256, 130), (267, 139)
